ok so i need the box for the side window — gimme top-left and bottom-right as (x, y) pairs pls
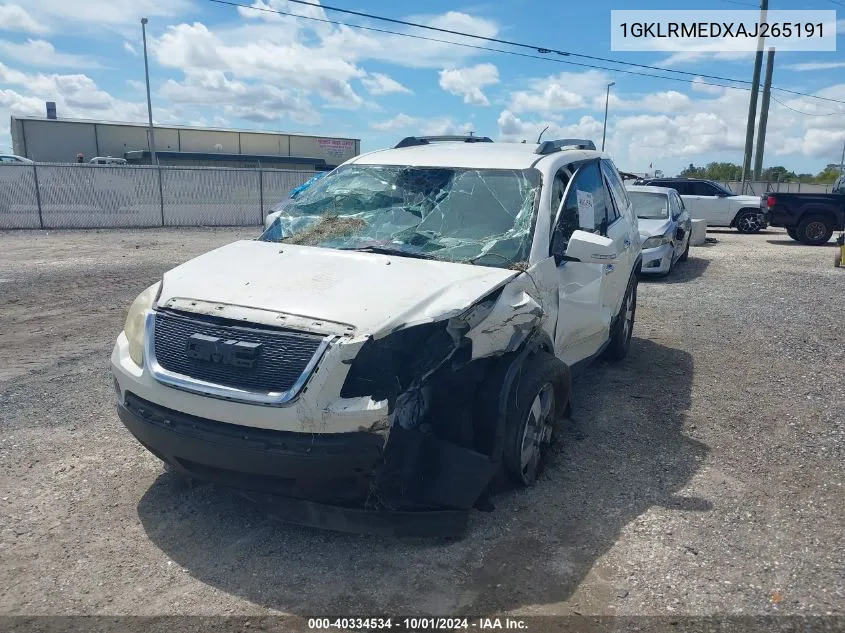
(667, 182), (687, 196)
(551, 161), (610, 252)
(691, 182), (717, 196)
(549, 173), (568, 219)
(669, 194), (681, 219)
(600, 160), (629, 221)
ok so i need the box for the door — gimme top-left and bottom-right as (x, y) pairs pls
(600, 160), (636, 315)
(550, 160), (624, 365)
(685, 181), (729, 226)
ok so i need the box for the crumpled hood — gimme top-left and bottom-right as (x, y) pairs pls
(638, 218), (672, 238)
(157, 240), (518, 336)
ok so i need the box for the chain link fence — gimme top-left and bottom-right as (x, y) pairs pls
(720, 180), (835, 195)
(0, 163), (316, 230)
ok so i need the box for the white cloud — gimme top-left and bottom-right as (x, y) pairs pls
(0, 61), (169, 124)
(371, 113), (420, 131)
(438, 63), (499, 106)
(371, 112), (472, 136)
(656, 51), (752, 67)
(0, 39), (101, 68)
(320, 12), (500, 69)
(23, 0), (193, 31)
(497, 109), (603, 144)
(361, 73), (412, 95)
(123, 41), (138, 56)
(690, 78), (725, 95)
(160, 70), (319, 125)
(507, 70), (611, 115)
(509, 85), (585, 115)
(784, 61), (845, 72)
(0, 4), (49, 34)
(154, 22), (365, 109)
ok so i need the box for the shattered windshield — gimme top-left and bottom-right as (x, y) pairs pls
(258, 164), (542, 268)
(629, 192), (670, 219)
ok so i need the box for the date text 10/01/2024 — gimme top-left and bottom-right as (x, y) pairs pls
(307, 618), (528, 630)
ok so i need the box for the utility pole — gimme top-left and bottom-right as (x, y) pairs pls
(740, 0), (768, 192)
(141, 18), (157, 165)
(601, 81), (615, 151)
(753, 47), (775, 181)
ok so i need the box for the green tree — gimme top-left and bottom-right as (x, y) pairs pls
(813, 165), (842, 184)
(760, 166), (797, 182)
(678, 163), (705, 178)
(703, 161), (742, 181)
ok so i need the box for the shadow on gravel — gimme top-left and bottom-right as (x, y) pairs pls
(766, 239), (836, 247)
(640, 256), (710, 284)
(137, 337), (708, 615)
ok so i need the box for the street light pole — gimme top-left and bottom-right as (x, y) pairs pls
(141, 18), (157, 165)
(601, 81), (615, 152)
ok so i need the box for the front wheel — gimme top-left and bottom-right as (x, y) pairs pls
(735, 210), (765, 234)
(602, 278), (637, 361)
(501, 352), (570, 485)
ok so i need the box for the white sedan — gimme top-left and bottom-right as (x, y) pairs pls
(626, 185), (691, 276)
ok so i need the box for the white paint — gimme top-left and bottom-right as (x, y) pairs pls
(113, 140), (643, 435)
(690, 219), (708, 245)
(157, 240), (518, 338)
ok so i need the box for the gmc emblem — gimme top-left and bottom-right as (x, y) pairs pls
(185, 333), (262, 369)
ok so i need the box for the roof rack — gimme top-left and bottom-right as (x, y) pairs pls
(394, 135), (494, 148)
(535, 138), (596, 155)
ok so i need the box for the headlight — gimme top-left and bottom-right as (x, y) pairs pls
(124, 282), (161, 367)
(641, 235), (671, 249)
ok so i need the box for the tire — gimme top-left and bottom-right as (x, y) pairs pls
(735, 209), (765, 234)
(796, 215), (834, 246)
(678, 235), (690, 262)
(786, 227), (799, 241)
(602, 277), (637, 361)
(500, 351), (571, 485)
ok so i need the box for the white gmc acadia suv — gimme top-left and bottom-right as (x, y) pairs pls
(111, 135), (643, 536)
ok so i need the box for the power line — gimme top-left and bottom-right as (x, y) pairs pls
(206, 0), (845, 106)
(207, 0), (752, 86)
(771, 94), (843, 116)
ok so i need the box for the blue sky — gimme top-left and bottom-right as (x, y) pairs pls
(1, 0), (844, 176)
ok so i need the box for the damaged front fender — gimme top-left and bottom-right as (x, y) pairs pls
(462, 256), (559, 360)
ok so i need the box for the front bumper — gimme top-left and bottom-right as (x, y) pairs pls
(640, 243), (674, 274)
(118, 391), (476, 536)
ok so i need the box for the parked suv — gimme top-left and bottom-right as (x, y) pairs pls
(111, 136), (643, 535)
(636, 177), (766, 233)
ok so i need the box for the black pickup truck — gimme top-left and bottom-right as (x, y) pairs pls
(765, 180), (845, 245)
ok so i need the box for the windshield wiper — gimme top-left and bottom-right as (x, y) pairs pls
(343, 245), (436, 260)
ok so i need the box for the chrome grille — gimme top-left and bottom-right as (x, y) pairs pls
(151, 311), (325, 394)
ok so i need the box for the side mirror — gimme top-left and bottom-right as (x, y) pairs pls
(563, 230), (618, 265)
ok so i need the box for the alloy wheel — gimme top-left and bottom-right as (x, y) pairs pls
(738, 213), (763, 233)
(519, 383), (555, 483)
(804, 221), (827, 242)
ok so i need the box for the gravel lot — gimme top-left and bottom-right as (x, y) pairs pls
(1, 227), (842, 617)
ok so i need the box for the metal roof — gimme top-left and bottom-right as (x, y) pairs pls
(124, 150), (328, 166)
(10, 115), (359, 141)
